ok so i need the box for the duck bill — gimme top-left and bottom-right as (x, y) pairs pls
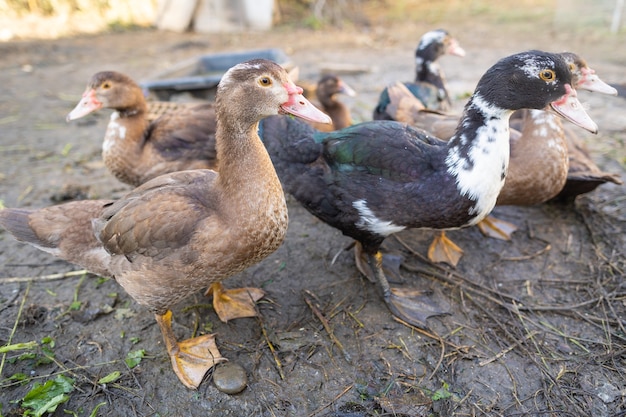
(550, 86), (598, 134)
(579, 69), (618, 95)
(66, 89), (102, 122)
(447, 38), (466, 57)
(338, 80), (357, 97)
(281, 85), (332, 124)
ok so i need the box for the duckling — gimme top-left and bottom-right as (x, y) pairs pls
(1, 59), (331, 389)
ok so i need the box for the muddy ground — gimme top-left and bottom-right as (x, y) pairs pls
(0, 10), (625, 417)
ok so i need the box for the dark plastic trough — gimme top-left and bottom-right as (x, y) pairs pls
(140, 48), (293, 100)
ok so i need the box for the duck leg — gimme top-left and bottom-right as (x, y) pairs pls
(365, 250), (448, 328)
(354, 241), (405, 284)
(155, 310), (227, 389)
(206, 282), (265, 322)
(427, 231), (464, 267)
(476, 215), (518, 240)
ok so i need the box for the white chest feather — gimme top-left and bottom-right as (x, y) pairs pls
(445, 98), (511, 223)
(103, 111), (127, 153)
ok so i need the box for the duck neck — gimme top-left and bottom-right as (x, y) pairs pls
(445, 94), (513, 224)
(215, 116), (285, 209)
(520, 109), (564, 147)
(322, 100), (351, 130)
(416, 56), (446, 85)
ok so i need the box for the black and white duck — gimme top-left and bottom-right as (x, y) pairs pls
(384, 52), (615, 265)
(372, 28), (465, 120)
(259, 50), (597, 327)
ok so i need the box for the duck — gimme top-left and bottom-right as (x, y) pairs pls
(545, 53), (622, 201)
(0, 59), (332, 389)
(307, 74), (356, 131)
(67, 71), (218, 187)
(383, 52), (616, 265)
(372, 28), (465, 120)
(258, 50), (597, 328)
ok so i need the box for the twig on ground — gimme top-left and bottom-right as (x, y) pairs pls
(258, 317), (284, 380)
(1, 269), (90, 283)
(500, 244), (551, 261)
(0, 281), (31, 378)
(392, 316), (445, 380)
(479, 330), (539, 366)
(306, 383), (354, 417)
(304, 290), (351, 364)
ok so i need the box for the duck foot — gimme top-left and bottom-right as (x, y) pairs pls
(156, 310), (227, 389)
(385, 287), (449, 329)
(354, 241), (405, 284)
(364, 250), (448, 328)
(206, 282), (265, 322)
(427, 231), (464, 267)
(476, 215), (518, 240)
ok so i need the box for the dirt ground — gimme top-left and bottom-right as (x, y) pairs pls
(1, 9), (625, 417)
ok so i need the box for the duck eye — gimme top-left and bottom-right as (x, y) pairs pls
(102, 82), (111, 89)
(258, 77), (272, 87)
(568, 63), (576, 72)
(539, 69), (555, 81)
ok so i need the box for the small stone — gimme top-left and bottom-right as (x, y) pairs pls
(212, 362), (247, 394)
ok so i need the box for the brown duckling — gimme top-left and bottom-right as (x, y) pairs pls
(2, 59), (331, 389)
(67, 71), (218, 187)
(307, 74), (356, 131)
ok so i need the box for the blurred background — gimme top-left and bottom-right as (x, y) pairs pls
(0, 0), (623, 41)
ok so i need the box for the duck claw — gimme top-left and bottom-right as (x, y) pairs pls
(171, 334), (227, 389)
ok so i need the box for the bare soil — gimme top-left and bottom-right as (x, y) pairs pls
(0, 14), (625, 417)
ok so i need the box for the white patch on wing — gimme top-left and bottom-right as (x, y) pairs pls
(445, 94), (512, 224)
(103, 111), (126, 152)
(353, 199), (406, 236)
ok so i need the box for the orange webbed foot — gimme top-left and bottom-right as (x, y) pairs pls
(206, 282), (265, 322)
(427, 231), (464, 267)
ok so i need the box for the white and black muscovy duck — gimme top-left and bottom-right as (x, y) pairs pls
(259, 50), (597, 328)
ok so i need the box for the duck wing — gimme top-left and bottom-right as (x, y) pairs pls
(95, 170), (219, 261)
(147, 103), (217, 164)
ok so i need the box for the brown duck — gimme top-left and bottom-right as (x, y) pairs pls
(307, 74), (356, 131)
(67, 71), (218, 187)
(1, 59), (331, 389)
